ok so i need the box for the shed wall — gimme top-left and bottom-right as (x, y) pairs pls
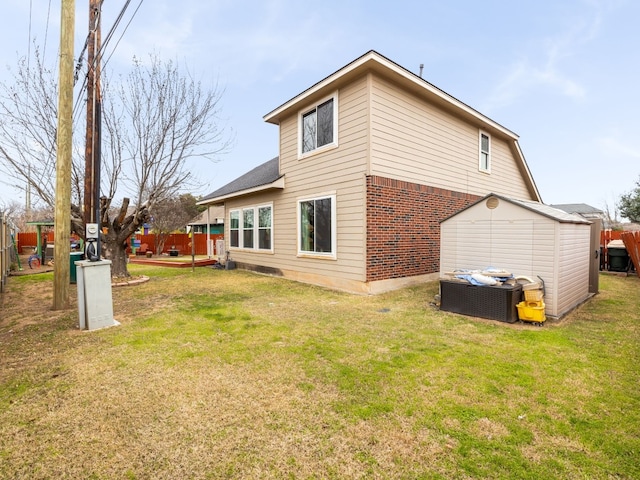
(440, 198), (591, 318)
(555, 223), (591, 317)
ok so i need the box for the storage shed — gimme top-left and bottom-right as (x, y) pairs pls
(440, 194), (593, 319)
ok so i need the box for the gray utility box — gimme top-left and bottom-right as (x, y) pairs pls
(440, 280), (523, 323)
(76, 259), (117, 331)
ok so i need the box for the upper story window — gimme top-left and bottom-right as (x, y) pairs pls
(479, 131), (491, 173)
(229, 204), (273, 252)
(299, 94), (337, 157)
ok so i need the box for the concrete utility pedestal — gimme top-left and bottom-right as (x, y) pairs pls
(76, 259), (117, 331)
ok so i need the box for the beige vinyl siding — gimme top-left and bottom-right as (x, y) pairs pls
(229, 76), (370, 284)
(369, 75), (532, 200)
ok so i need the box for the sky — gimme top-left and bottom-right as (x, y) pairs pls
(0, 0), (639, 217)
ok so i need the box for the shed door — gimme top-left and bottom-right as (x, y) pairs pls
(453, 219), (534, 273)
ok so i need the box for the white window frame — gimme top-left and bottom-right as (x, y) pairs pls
(296, 193), (337, 259)
(229, 210), (240, 248)
(228, 203), (273, 252)
(298, 92), (338, 159)
(479, 130), (491, 173)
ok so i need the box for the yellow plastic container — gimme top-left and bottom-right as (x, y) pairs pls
(517, 301), (546, 323)
(524, 289), (544, 302)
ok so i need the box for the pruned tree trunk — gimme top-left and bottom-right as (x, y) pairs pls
(103, 233), (130, 277)
(100, 197), (149, 277)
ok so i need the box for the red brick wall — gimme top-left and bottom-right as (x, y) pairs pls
(366, 176), (480, 282)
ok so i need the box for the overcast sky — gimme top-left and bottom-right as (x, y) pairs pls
(1, 0), (638, 216)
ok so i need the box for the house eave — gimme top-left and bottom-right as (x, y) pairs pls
(197, 176), (285, 206)
(511, 140), (542, 203)
(263, 50), (518, 140)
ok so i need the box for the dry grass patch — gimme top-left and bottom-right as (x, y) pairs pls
(1, 267), (639, 479)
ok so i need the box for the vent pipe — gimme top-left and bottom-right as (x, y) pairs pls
(419, 63), (424, 78)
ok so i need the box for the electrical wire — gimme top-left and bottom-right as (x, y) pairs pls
(27, 0), (32, 76)
(73, 0), (145, 123)
(42, 0), (53, 59)
(101, 0), (146, 71)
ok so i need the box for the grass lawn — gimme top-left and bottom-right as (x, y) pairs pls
(0, 266), (638, 479)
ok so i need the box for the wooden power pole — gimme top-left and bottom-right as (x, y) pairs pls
(53, 0), (75, 310)
(84, 0), (102, 229)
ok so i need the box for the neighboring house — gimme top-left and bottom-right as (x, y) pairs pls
(550, 203), (605, 222)
(199, 50), (541, 293)
(188, 205), (226, 235)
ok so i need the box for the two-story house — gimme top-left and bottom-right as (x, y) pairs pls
(199, 50), (541, 293)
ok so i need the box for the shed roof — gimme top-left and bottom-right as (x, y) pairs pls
(442, 194), (592, 225)
(198, 157), (283, 205)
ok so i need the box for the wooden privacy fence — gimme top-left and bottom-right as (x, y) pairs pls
(621, 231), (640, 277)
(17, 232), (224, 257)
(600, 229), (639, 275)
(133, 233), (223, 256)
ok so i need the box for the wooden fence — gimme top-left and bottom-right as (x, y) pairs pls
(600, 229), (639, 275)
(17, 231), (224, 257)
(621, 231), (640, 277)
(133, 233), (223, 256)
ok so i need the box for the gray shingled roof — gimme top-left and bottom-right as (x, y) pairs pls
(508, 197), (591, 224)
(200, 157), (280, 202)
(549, 203), (604, 215)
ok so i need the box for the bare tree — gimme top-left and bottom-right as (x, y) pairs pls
(0, 51), (231, 277)
(148, 194), (202, 255)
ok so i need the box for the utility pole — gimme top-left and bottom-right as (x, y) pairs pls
(84, 0), (102, 233)
(53, 0), (75, 310)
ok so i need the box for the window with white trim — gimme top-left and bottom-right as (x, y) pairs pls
(242, 208), (254, 249)
(229, 204), (273, 251)
(479, 131), (491, 172)
(229, 210), (240, 247)
(300, 95), (337, 156)
(258, 206), (272, 250)
(298, 194), (336, 257)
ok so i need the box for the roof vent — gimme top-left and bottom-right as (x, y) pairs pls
(486, 197), (499, 209)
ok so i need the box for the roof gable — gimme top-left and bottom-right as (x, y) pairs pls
(264, 50), (517, 138)
(262, 50), (541, 202)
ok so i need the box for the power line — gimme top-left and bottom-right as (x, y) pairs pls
(27, 0), (32, 76)
(101, 0), (145, 71)
(42, 0), (53, 59)
(72, 0), (145, 125)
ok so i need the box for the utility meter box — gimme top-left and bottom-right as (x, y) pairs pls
(86, 223), (99, 239)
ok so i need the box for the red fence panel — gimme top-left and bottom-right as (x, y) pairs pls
(621, 231), (640, 277)
(17, 232), (38, 253)
(600, 229), (625, 271)
(132, 233), (223, 256)
(19, 231), (224, 257)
